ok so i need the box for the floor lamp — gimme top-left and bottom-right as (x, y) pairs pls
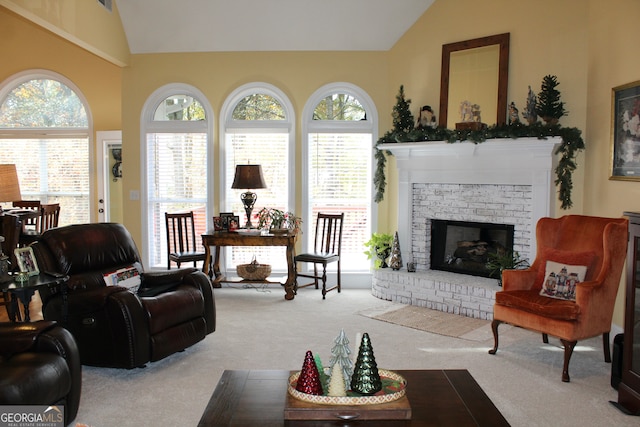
(231, 164), (267, 229)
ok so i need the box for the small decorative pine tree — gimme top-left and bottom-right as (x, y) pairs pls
(296, 350), (324, 395)
(536, 75), (566, 124)
(314, 353), (329, 390)
(327, 363), (347, 397)
(524, 86), (538, 125)
(351, 333), (382, 395)
(374, 85), (415, 203)
(328, 329), (353, 390)
(391, 85), (415, 140)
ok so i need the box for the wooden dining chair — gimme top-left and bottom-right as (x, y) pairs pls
(165, 211), (206, 269)
(294, 212), (344, 299)
(18, 203), (60, 246)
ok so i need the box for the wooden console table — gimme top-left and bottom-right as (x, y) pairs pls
(201, 231), (298, 300)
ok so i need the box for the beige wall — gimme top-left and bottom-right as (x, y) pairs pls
(4, 0), (640, 326)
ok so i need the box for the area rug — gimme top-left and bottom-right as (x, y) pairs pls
(360, 305), (490, 340)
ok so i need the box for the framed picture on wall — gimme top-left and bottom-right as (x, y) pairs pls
(611, 80), (640, 180)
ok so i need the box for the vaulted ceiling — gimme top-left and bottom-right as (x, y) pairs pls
(116, 0), (435, 53)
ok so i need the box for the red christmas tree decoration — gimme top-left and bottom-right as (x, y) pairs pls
(296, 350), (324, 395)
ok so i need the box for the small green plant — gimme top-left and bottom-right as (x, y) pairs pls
(485, 250), (530, 285)
(364, 233), (394, 269)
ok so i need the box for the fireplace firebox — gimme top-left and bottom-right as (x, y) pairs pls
(430, 219), (514, 278)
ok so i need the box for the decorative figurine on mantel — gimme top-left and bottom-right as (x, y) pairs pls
(389, 232), (403, 271)
(415, 105), (437, 129)
(508, 102), (520, 125)
(456, 100), (486, 131)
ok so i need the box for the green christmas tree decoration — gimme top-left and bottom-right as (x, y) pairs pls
(536, 75), (566, 124)
(313, 353), (329, 390)
(296, 350), (324, 395)
(351, 333), (382, 395)
(328, 328), (354, 391)
(374, 85), (415, 203)
(391, 85), (415, 139)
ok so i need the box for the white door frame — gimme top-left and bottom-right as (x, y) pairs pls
(96, 130), (122, 222)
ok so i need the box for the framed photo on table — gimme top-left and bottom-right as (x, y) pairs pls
(228, 215), (240, 231)
(213, 216), (224, 231)
(14, 247), (40, 276)
(611, 80), (640, 180)
(220, 212), (234, 230)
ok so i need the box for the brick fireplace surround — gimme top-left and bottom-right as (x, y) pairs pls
(372, 137), (561, 319)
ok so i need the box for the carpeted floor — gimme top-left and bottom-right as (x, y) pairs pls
(71, 287), (637, 427)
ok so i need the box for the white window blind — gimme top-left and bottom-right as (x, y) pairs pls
(308, 132), (372, 270)
(146, 132), (208, 268)
(225, 131), (289, 269)
(0, 138), (90, 225)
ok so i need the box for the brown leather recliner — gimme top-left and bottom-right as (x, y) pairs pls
(0, 321), (81, 426)
(31, 223), (216, 369)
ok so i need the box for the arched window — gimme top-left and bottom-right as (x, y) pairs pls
(221, 83), (294, 270)
(303, 84), (377, 272)
(142, 85), (213, 269)
(0, 71), (91, 225)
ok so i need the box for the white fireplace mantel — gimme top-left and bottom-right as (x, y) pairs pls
(379, 137), (562, 261)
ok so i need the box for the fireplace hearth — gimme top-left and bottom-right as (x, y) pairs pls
(430, 219), (514, 278)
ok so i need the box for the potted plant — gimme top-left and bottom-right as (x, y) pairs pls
(485, 250), (530, 286)
(364, 233), (394, 269)
(256, 208), (302, 234)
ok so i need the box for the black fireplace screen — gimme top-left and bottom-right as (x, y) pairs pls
(430, 219), (514, 278)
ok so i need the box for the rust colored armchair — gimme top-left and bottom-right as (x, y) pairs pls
(489, 215), (628, 382)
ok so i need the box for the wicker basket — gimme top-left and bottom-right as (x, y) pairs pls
(237, 259), (272, 280)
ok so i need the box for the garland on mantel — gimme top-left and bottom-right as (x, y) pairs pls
(374, 122), (584, 210)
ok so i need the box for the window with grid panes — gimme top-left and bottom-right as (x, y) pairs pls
(144, 92), (210, 269)
(222, 86), (293, 271)
(305, 89), (374, 271)
(0, 74), (90, 225)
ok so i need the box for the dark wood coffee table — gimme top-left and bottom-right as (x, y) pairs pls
(198, 369), (510, 426)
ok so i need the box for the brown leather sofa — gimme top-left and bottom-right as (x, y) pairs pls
(31, 222), (216, 369)
(0, 321), (81, 426)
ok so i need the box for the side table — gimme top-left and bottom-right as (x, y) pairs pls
(0, 272), (69, 322)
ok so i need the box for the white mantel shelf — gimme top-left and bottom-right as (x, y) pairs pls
(379, 137), (562, 262)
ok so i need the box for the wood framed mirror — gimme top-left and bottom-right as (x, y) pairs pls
(438, 33), (510, 129)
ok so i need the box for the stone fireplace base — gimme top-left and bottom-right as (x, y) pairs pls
(371, 269), (499, 320)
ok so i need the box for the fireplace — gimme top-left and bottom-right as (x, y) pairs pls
(370, 138), (562, 320)
(430, 219), (514, 278)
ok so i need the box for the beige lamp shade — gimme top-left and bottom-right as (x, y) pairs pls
(0, 164), (21, 203)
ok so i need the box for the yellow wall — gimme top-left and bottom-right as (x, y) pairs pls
(0, 6), (123, 221)
(4, 0), (640, 326)
(0, 0), (129, 66)
(122, 51), (391, 240)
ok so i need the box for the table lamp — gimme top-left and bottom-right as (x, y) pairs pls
(231, 164), (267, 229)
(0, 164), (21, 213)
